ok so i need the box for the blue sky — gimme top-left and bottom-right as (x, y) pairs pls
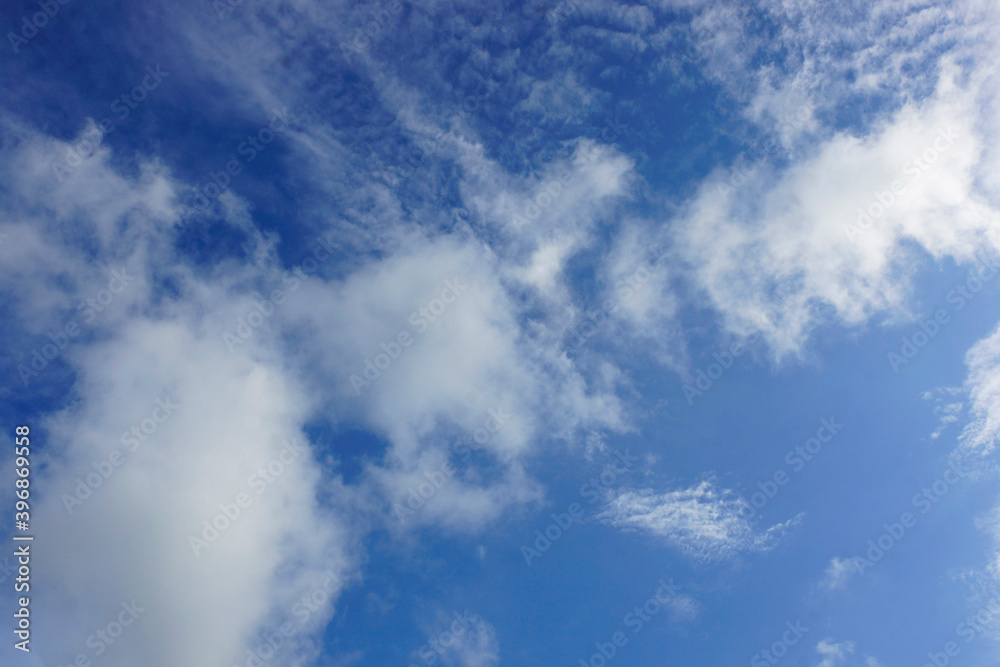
(2, 0), (1000, 666)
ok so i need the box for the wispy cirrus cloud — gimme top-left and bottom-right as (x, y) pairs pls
(596, 477), (803, 562)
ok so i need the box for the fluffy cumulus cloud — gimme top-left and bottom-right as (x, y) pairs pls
(653, 0), (1000, 360)
(35, 321), (351, 666)
(0, 123), (355, 667)
(674, 65), (1000, 357)
(596, 477), (803, 562)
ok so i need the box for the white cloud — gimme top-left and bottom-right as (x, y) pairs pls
(0, 42), (643, 662)
(595, 222), (686, 369)
(923, 387), (966, 440)
(816, 638), (856, 667)
(442, 615), (501, 667)
(960, 319), (1000, 455)
(946, 317), (1000, 645)
(813, 638), (882, 667)
(516, 70), (598, 119)
(411, 611), (501, 667)
(820, 557), (858, 592)
(0, 124), (354, 667)
(373, 454), (545, 532)
(32, 319), (351, 667)
(596, 477), (803, 561)
(273, 230), (629, 528)
(674, 62), (1000, 359)
(664, 592), (702, 623)
(8, 1), (1000, 663)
